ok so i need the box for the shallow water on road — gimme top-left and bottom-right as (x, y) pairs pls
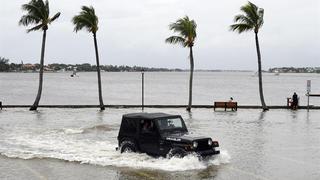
(0, 108), (319, 179)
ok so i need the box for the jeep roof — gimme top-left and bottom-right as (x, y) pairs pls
(122, 113), (181, 120)
(118, 113), (186, 136)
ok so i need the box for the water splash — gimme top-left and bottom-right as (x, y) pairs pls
(0, 130), (230, 171)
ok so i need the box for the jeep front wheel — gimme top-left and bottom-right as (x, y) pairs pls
(120, 141), (136, 153)
(167, 148), (187, 158)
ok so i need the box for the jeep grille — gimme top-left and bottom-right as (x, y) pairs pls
(196, 139), (211, 151)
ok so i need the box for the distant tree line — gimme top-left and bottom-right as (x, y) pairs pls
(0, 57), (11, 71)
(0, 57), (182, 72)
(269, 67), (320, 73)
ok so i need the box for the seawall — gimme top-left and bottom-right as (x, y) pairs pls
(1, 104), (320, 109)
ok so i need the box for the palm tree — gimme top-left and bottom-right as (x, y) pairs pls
(72, 6), (105, 110)
(166, 16), (197, 111)
(230, 1), (268, 111)
(19, 0), (60, 111)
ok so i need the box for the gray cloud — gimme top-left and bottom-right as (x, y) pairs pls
(0, 0), (319, 70)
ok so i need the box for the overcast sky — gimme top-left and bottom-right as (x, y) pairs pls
(0, 0), (319, 70)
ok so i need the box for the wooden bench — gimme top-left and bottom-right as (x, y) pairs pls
(214, 101), (237, 111)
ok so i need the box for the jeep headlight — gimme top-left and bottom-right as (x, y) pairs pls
(208, 139), (212, 146)
(193, 141), (198, 148)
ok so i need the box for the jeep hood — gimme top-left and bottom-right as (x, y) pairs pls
(162, 133), (210, 143)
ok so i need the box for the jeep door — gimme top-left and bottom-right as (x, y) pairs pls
(139, 120), (160, 155)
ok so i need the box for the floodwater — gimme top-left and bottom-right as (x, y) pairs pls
(0, 72), (320, 179)
(0, 108), (319, 180)
(1, 72), (320, 106)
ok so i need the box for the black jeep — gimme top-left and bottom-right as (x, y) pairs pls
(117, 113), (220, 158)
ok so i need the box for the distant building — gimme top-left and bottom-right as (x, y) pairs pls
(44, 66), (54, 72)
(22, 63), (36, 71)
(23, 63), (35, 69)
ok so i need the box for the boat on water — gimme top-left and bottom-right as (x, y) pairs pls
(70, 67), (78, 77)
(251, 71), (258, 77)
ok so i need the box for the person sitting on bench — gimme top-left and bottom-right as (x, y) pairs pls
(229, 97), (235, 111)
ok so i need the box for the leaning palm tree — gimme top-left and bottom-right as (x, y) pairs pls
(230, 1), (268, 111)
(72, 6), (105, 110)
(166, 16), (197, 111)
(19, 0), (60, 111)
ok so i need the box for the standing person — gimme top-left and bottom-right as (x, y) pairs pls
(292, 92), (298, 110)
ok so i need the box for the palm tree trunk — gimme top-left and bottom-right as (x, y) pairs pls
(255, 33), (268, 111)
(30, 29), (46, 111)
(93, 33), (105, 110)
(186, 46), (194, 111)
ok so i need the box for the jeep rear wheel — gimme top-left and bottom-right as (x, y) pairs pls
(120, 141), (136, 153)
(167, 148), (187, 158)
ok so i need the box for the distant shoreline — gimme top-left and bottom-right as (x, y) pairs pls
(1, 57), (319, 73)
(2, 70), (320, 73)
(0, 70), (254, 73)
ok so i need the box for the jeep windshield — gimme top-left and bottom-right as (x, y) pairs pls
(156, 117), (187, 133)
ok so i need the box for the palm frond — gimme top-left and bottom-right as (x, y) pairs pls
(240, 2), (258, 24)
(81, 6), (98, 26)
(257, 8), (264, 28)
(187, 19), (197, 39)
(229, 23), (253, 33)
(37, 0), (48, 18)
(27, 23), (44, 33)
(44, 0), (49, 17)
(169, 22), (182, 33)
(167, 16), (196, 47)
(21, 3), (45, 20)
(19, 14), (41, 26)
(50, 12), (60, 23)
(19, 0), (59, 31)
(81, 6), (95, 16)
(72, 15), (93, 32)
(233, 14), (254, 27)
(230, 1), (264, 34)
(72, 6), (99, 33)
(165, 36), (186, 47)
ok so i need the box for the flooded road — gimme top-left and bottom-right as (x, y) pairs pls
(0, 108), (319, 179)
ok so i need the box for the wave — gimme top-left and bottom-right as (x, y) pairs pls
(60, 124), (115, 135)
(62, 128), (84, 134)
(82, 124), (114, 132)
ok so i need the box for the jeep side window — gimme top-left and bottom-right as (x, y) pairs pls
(169, 119), (181, 127)
(156, 118), (185, 130)
(140, 120), (154, 133)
